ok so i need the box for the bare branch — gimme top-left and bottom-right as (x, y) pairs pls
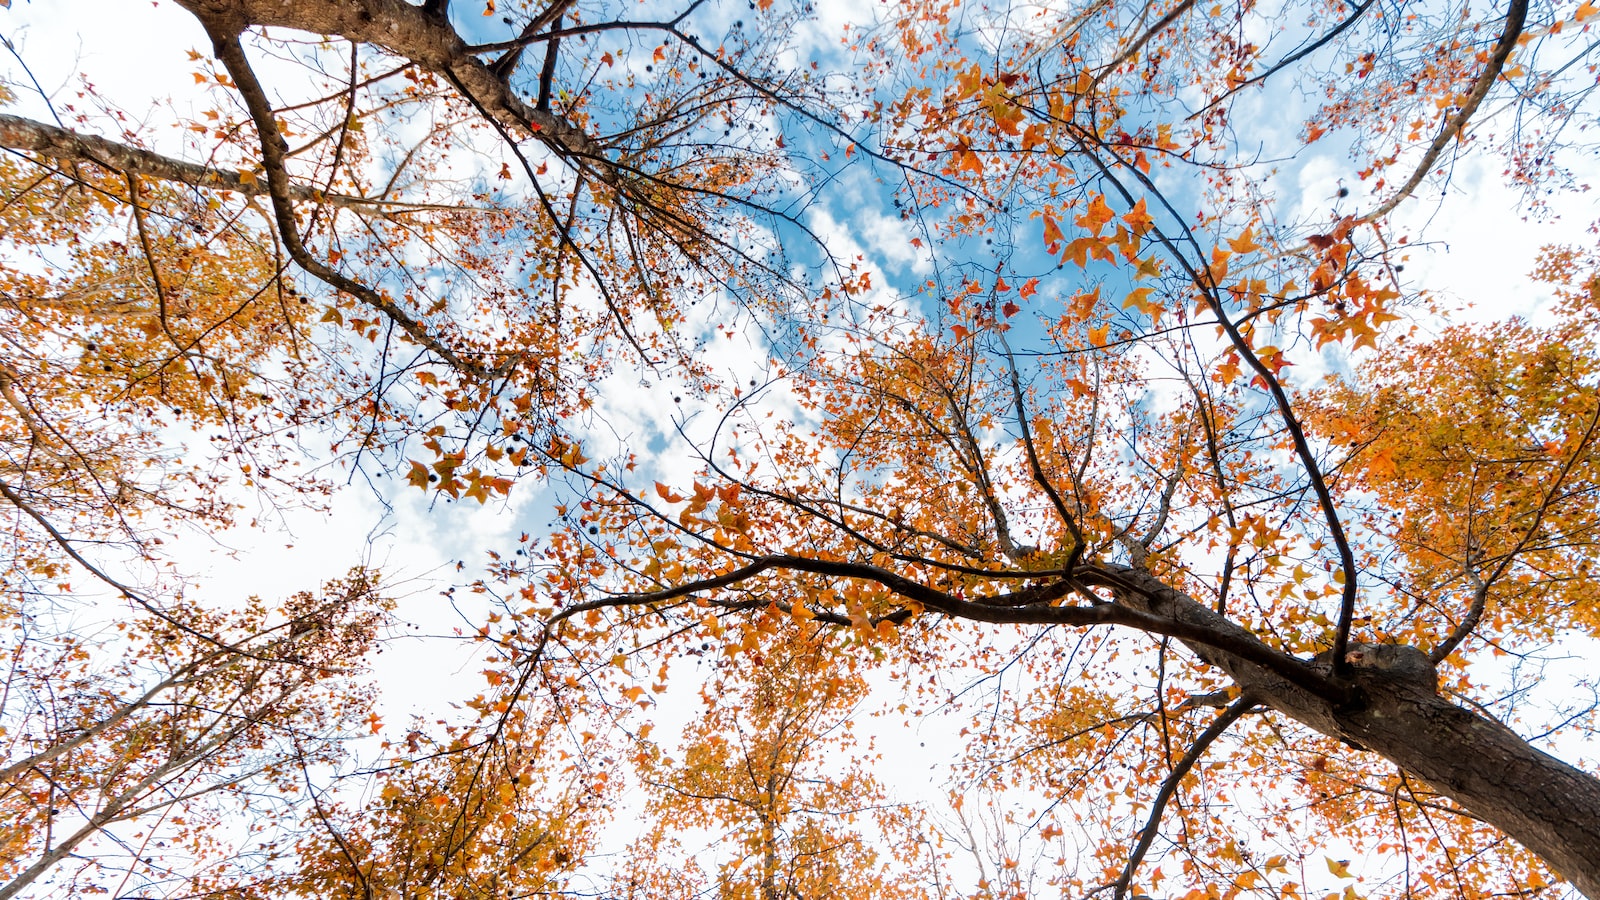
(1110, 694), (1256, 900)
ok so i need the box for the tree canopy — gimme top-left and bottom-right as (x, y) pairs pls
(2, 0), (1600, 897)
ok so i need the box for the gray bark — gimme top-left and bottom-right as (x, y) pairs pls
(1089, 563), (1600, 898)
(0, 113), (387, 212)
(172, 0), (613, 173)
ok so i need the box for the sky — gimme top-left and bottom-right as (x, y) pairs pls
(3, 0), (1600, 895)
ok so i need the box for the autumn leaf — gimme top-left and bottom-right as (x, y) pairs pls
(1123, 286), (1157, 315)
(7, 2), (1600, 898)
(407, 461), (432, 489)
(1076, 193), (1115, 235)
(1123, 197), (1155, 234)
(1227, 227), (1260, 254)
(1042, 211), (1064, 250)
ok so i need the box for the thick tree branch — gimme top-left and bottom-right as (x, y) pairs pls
(1358, 0), (1528, 223)
(0, 113), (387, 212)
(173, 0), (613, 178)
(193, 14), (502, 380)
(579, 555), (1353, 703)
(1072, 138), (1362, 675)
(1093, 563), (1600, 897)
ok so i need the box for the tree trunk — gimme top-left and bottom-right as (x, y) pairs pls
(1097, 564), (1600, 898)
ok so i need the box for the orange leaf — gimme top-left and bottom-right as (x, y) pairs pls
(1228, 227), (1260, 254)
(1122, 197), (1154, 234)
(1076, 193), (1115, 235)
(1042, 212), (1064, 249)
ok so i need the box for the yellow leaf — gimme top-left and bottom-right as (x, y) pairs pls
(1326, 858), (1352, 879)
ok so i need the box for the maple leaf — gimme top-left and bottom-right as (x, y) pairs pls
(1227, 227), (1260, 254)
(1042, 211), (1064, 250)
(10, 3), (1600, 897)
(1122, 286), (1157, 315)
(1122, 197), (1155, 234)
(1062, 236), (1114, 268)
(1075, 193), (1115, 235)
(1215, 351), (1243, 383)
(406, 461), (432, 490)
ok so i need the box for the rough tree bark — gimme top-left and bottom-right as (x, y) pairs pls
(1080, 563), (1600, 899)
(5, 0), (1593, 894)
(571, 553), (1600, 896)
(172, 0), (613, 173)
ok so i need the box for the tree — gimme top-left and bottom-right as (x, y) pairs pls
(245, 702), (605, 900)
(618, 625), (930, 900)
(2, 0), (1600, 897)
(0, 571), (389, 898)
(3, 0), (823, 892)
